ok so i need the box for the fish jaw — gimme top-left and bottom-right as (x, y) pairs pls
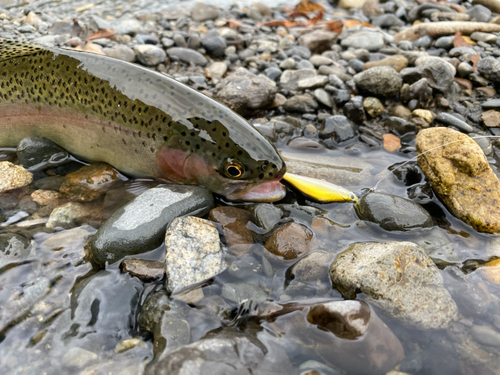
(225, 180), (286, 202)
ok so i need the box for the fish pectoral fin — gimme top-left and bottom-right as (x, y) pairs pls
(0, 39), (44, 63)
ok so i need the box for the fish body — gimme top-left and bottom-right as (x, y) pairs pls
(0, 39), (286, 201)
(282, 172), (358, 203)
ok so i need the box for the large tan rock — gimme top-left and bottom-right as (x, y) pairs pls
(416, 127), (500, 233)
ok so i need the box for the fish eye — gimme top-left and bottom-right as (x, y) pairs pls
(223, 159), (244, 179)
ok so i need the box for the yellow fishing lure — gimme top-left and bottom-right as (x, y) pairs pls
(282, 172), (358, 203)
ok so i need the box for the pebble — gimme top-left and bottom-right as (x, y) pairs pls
(165, 216), (226, 294)
(279, 69), (316, 90)
(353, 66), (403, 97)
(46, 202), (90, 229)
(470, 324), (500, 347)
(298, 31), (338, 54)
(202, 31), (227, 58)
(205, 61), (227, 79)
(313, 88), (333, 107)
(250, 203), (283, 232)
(477, 57), (500, 83)
(17, 136), (69, 171)
(362, 55), (408, 72)
(482, 109), (500, 127)
(283, 94), (319, 113)
(190, 2), (219, 21)
(166, 47), (207, 66)
(103, 45), (136, 62)
(111, 18), (142, 36)
(363, 97), (384, 117)
(120, 259), (165, 282)
(135, 44), (166, 66)
(208, 207), (254, 247)
(0, 162), (33, 193)
(214, 68), (277, 115)
(434, 113), (474, 133)
(341, 31), (385, 51)
(401, 59), (456, 93)
(330, 241), (459, 329)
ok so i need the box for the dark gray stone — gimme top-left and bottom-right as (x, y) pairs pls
(343, 96), (366, 123)
(320, 115), (357, 143)
(286, 46), (311, 60)
(467, 4), (492, 22)
(250, 203), (283, 232)
(434, 113), (474, 133)
(356, 192), (434, 231)
(16, 136), (70, 171)
(400, 59), (456, 93)
(477, 56), (500, 82)
(167, 47), (207, 66)
(89, 185), (214, 267)
(202, 31), (227, 58)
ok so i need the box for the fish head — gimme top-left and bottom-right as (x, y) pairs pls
(156, 117), (286, 202)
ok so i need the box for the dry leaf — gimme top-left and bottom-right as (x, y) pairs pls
(86, 28), (116, 41)
(295, 0), (325, 13)
(453, 32), (471, 47)
(225, 19), (242, 28)
(324, 20), (343, 33)
(462, 35), (475, 44)
(306, 12), (323, 27)
(469, 53), (481, 73)
(344, 19), (361, 28)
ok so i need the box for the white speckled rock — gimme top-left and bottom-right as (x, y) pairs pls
(0, 162), (33, 193)
(166, 216), (227, 294)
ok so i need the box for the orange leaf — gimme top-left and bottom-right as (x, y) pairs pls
(361, 21), (375, 28)
(469, 53), (481, 73)
(225, 19), (242, 28)
(306, 12), (323, 27)
(86, 28), (116, 41)
(295, 0), (325, 13)
(344, 19), (361, 28)
(288, 11), (310, 19)
(324, 20), (343, 34)
(453, 32), (471, 48)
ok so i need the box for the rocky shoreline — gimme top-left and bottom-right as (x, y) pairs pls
(1, 0), (500, 374)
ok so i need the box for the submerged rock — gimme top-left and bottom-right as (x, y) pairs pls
(89, 185), (214, 267)
(165, 216), (226, 294)
(0, 162), (33, 193)
(416, 127), (500, 233)
(16, 136), (70, 171)
(268, 299), (405, 374)
(356, 192), (434, 231)
(330, 241), (459, 330)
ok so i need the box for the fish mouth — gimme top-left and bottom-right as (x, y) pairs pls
(227, 181), (286, 202)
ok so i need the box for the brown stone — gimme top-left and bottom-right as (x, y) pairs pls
(121, 259), (165, 282)
(482, 109), (500, 127)
(264, 221), (313, 260)
(454, 77), (473, 91)
(476, 87), (497, 97)
(298, 31), (337, 54)
(208, 206), (254, 247)
(59, 163), (120, 201)
(416, 127), (500, 233)
(362, 55), (408, 72)
(383, 133), (401, 152)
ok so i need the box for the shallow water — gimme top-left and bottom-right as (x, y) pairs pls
(1, 137), (499, 374)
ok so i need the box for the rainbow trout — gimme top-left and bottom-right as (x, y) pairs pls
(0, 39), (286, 201)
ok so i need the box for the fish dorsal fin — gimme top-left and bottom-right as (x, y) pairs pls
(0, 39), (45, 63)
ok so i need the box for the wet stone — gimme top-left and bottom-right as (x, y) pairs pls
(46, 202), (92, 229)
(214, 68), (276, 115)
(264, 221), (313, 260)
(401, 59), (456, 93)
(250, 203), (283, 232)
(222, 282), (268, 304)
(208, 206), (254, 247)
(165, 216), (226, 294)
(363, 97), (384, 118)
(59, 163), (120, 202)
(356, 192), (434, 231)
(0, 233), (34, 264)
(320, 115), (357, 143)
(16, 136), (69, 171)
(120, 259), (165, 282)
(434, 113), (474, 133)
(330, 241), (459, 330)
(0, 162), (33, 193)
(353, 66), (402, 97)
(89, 185), (214, 267)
